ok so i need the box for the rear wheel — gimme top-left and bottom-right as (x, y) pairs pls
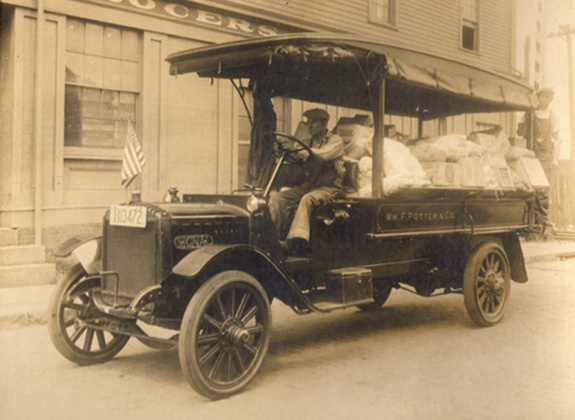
(48, 263), (130, 365)
(179, 271), (271, 399)
(463, 242), (511, 327)
(357, 281), (392, 312)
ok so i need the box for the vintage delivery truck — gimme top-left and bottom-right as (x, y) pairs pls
(48, 33), (540, 399)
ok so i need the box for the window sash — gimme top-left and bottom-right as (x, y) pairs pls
(65, 19), (141, 151)
(64, 87), (138, 150)
(237, 93), (290, 185)
(461, 0), (479, 51)
(368, 0), (396, 27)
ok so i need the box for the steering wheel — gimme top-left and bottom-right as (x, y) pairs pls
(265, 131), (314, 164)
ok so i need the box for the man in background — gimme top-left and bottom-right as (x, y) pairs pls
(517, 86), (561, 232)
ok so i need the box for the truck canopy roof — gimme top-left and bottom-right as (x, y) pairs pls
(167, 33), (535, 120)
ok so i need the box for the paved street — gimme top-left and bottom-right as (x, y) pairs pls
(1, 258), (574, 420)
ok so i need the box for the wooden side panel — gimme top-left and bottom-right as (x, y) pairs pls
(17, 12), (60, 206)
(165, 36), (219, 194)
(63, 159), (124, 204)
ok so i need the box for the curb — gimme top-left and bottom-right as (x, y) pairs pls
(524, 251), (575, 264)
(2, 251), (574, 328)
(0, 310), (48, 329)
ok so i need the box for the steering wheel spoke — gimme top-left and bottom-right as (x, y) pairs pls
(264, 131), (314, 164)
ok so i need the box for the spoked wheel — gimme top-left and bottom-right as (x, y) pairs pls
(356, 281), (393, 312)
(463, 242), (511, 327)
(48, 263), (130, 365)
(179, 271), (271, 399)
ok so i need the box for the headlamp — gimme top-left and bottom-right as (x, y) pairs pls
(247, 195), (265, 213)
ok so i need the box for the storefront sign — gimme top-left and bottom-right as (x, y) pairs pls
(93, 0), (284, 36)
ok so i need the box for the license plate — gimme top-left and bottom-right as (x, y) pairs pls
(109, 205), (147, 228)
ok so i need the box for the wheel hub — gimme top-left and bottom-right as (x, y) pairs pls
(227, 325), (250, 344)
(220, 319), (250, 350)
(485, 271), (504, 295)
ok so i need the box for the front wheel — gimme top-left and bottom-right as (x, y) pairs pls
(463, 242), (511, 327)
(179, 271), (272, 399)
(48, 263), (130, 365)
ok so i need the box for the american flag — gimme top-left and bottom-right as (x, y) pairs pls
(121, 121), (146, 188)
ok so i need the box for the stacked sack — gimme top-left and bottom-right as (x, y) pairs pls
(337, 117), (542, 196)
(336, 121), (372, 161)
(468, 128), (542, 191)
(409, 134), (488, 188)
(357, 138), (430, 197)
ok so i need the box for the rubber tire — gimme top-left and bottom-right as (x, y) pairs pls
(357, 282), (393, 312)
(48, 263), (130, 365)
(463, 242), (511, 327)
(179, 271), (271, 399)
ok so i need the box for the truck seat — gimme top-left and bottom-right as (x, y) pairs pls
(343, 160), (360, 196)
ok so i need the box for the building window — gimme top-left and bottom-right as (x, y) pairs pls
(237, 91), (289, 186)
(64, 19), (140, 149)
(368, 0), (396, 27)
(461, 0), (479, 51)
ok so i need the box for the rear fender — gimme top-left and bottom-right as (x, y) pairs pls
(172, 245), (297, 303)
(468, 233), (528, 283)
(500, 232), (528, 283)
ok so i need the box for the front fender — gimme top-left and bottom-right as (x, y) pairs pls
(54, 234), (102, 258)
(172, 245), (300, 306)
(54, 235), (102, 276)
(172, 245), (233, 278)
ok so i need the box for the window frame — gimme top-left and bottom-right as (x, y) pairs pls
(460, 0), (481, 53)
(63, 18), (142, 156)
(235, 87), (291, 188)
(367, 0), (398, 29)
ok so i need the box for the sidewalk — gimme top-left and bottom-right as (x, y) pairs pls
(2, 239), (575, 326)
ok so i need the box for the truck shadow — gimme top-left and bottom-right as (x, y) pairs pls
(272, 295), (468, 349)
(106, 294), (471, 391)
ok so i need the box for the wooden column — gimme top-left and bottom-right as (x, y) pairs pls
(34, 0), (44, 245)
(371, 78), (386, 198)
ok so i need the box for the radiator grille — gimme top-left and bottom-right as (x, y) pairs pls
(102, 205), (171, 303)
(103, 222), (157, 299)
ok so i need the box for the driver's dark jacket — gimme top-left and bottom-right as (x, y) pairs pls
(302, 131), (345, 188)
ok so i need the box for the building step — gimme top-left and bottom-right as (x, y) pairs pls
(0, 228), (18, 247)
(0, 263), (56, 288)
(0, 245), (46, 266)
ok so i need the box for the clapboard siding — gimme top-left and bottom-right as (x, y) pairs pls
(216, 0), (514, 74)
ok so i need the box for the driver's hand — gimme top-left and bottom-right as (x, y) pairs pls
(278, 138), (296, 151)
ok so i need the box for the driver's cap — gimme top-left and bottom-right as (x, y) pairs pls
(303, 108), (330, 122)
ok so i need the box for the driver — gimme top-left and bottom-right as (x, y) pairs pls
(269, 108), (345, 256)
